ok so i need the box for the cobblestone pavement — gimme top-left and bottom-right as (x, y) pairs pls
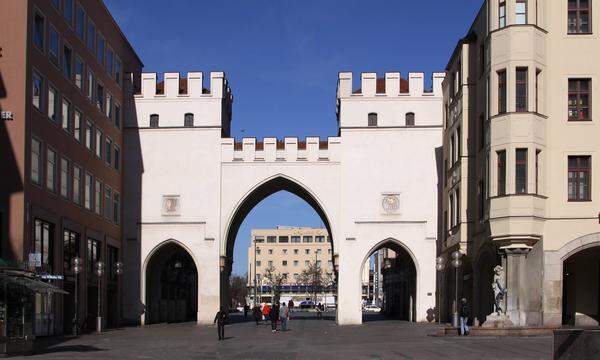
(17, 314), (552, 360)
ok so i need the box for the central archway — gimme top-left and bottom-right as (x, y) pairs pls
(145, 242), (198, 324)
(222, 175), (337, 311)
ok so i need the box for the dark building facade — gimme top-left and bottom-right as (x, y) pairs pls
(0, 0), (142, 336)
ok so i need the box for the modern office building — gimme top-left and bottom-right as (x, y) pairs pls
(441, 0), (599, 327)
(247, 226), (335, 305)
(0, 0), (142, 336)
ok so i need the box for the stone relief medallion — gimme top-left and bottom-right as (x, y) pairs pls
(381, 193), (400, 214)
(162, 195), (181, 216)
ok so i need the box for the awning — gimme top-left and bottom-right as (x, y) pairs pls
(0, 274), (68, 295)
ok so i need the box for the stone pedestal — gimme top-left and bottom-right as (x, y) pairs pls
(500, 244), (533, 327)
(482, 313), (514, 328)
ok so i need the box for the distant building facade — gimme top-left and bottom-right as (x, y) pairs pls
(247, 226), (335, 305)
(441, 0), (600, 327)
(0, 0), (142, 336)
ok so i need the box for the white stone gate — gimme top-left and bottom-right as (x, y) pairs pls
(122, 71), (445, 325)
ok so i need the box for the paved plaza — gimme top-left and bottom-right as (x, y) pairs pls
(18, 313), (553, 360)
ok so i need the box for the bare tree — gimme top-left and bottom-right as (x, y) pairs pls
(263, 265), (286, 304)
(299, 261), (323, 304)
(229, 275), (248, 307)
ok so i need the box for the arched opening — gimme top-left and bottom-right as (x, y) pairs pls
(562, 245), (600, 326)
(224, 176), (336, 319)
(145, 242), (198, 324)
(360, 239), (416, 322)
(475, 250), (498, 324)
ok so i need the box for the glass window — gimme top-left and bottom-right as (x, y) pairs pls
(97, 33), (105, 65)
(256, 261), (261, 267)
(516, 67), (528, 112)
(87, 238), (101, 275)
(113, 192), (120, 224)
(96, 82), (104, 111)
(106, 47), (114, 76)
(46, 148), (57, 192)
(516, 149), (528, 194)
(515, 0), (527, 24)
(368, 112), (377, 127)
(499, 1), (507, 28)
(76, 4), (85, 40)
(279, 236), (289, 243)
(115, 103), (121, 129)
(74, 109), (82, 142)
(106, 92), (113, 119)
(32, 71), (43, 110)
(497, 150), (506, 196)
(60, 157), (70, 198)
(405, 112), (415, 126)
(33, 12), (45, 50)
(568, 79), (591, 121)
(51, 0), (60, 10)
(95, 128), (103, 158)
(34, 219), (54, 269)
(282, 260), (288, 266)
(291, 236), (300, 243)
(61, 98), (71, 132)
(569, 0), (592, 34)
(105, 137), (112, 166)
(315, 236), (325, 243)
(87, 70), (94, 100)
(85, 120), (93, 150)
(303, 236), (313, 243)
(49, 25), (59, 64)
(498, 70), (507, 114)
(305, 249), (310, 255)
(304, 260), (310, 266)
(63, 229), (79, 271)
(184, 113), (194, 127)
(94, 179), (102, 214)
(87, 20), (96, 53)
(63, 0), (73, 24)
(268, 249), (273, 255)
(149, 114), (159, 128)
(48, 86), (58, 122)
(73, 165), (82, 205)
(104, 186), (111, 219)
(114, 146), (120, 171)
(568, 156), (591, 201)
(84, 173), (92, 210)
(254, 236), (264, 243)
(115, 58), (123, 87)
(293, 260), (299, 266)
(107, 246), (119, 280)
(75, 56), (84, 89)
(31, 138), (42, 185)
(266, 236), (276, 243)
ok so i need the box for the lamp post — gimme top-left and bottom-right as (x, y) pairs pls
(254, 243), (259, 306)
(71, 257), (82, 336)
(435, 256), (445, 325)
(95, 261), (105, 333)
(114, 261), (123, 328)
(451, 250), (462, 328)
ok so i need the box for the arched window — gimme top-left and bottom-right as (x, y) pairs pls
(184, 113), (194, 127)
(149, 114), (159, 128)
(405, 112), (415, 126)
(368, 112), (378, 127)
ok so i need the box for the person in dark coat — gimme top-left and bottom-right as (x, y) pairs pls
(288, 299), (294, 314)
(459, 298), (471, 336)
(213, 306), (228, 340)
(243, 304), (249, 321)
(252, 305), (261, 326)
(269, 304), (280, 332)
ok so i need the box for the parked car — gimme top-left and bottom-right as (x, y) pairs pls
(363, 304), (381, 313)
(300, 300), (316, 309)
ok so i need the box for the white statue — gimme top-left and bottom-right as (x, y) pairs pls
(492, 265), (507, 315)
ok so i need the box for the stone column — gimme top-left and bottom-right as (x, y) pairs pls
(500, 245), (531, 327)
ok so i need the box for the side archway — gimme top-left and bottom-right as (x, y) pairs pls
(144, 240), (199, 324)
(359, 238), (418, 322)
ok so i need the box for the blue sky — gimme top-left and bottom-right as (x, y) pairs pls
(104, 0), (483, 275)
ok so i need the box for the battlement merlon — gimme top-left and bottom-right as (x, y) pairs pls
(221, 137), (342, 163)
(138, 72), (233, 101)
(337, 72), (446, 98)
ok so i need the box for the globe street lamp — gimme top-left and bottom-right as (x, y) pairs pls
(435, 256), (445, 325)
(95, 261), (105, 333)
(114, 261), (124, 327)
(451, 250), (462, 328)
(71, 257), (82, 336)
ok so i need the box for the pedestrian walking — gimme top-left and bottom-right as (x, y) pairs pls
(288, 299), (294, 314)
(253, 305), (261, 326)
(213, 306), (228, 341)
(459, 298), (470, 336)
(316, 302), (322, 319)
(279, 302), (289, 331)
(243, 304), (249, 321)
(262, 303), (270, 323)
(269, 303), (279, 332)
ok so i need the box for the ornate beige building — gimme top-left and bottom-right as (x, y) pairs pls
(441, 0), (599, 327)
(247, 226), (335, 304)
